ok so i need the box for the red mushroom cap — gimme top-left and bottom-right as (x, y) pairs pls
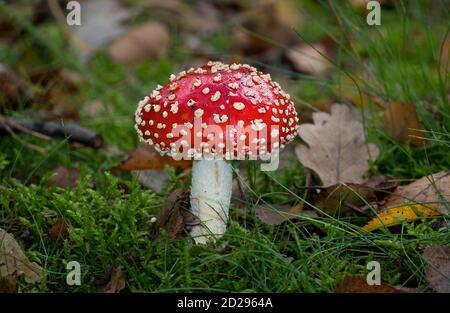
(135, 61), (299, 160)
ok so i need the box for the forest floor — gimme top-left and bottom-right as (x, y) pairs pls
(0, 0), (449, 292)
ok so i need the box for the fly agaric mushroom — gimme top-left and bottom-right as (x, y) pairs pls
(135, 61), (299, 244)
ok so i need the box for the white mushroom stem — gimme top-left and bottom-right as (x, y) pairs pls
(189, 159), (232, 244)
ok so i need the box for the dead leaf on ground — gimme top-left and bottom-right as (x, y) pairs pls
(48, 218), (72, 240)
(231, 174), (249, 212)
(72, 0), (134, 49)
(108, 22), (170, 66)
(149, 188), (194, 240)
(393, 285), (419, 293)
(256, 204), (318, 225)
(308, 176), (395, 216)
(41, 102), (79, 121)
(47, 166), (81, 189)
(98, 264), (126, 293)
(0, 276), (17, 293)
(295, 104), (380, 186)
(313, 183), (377, 216)
(274, 0), (303, 29)
(115, 143), (191, 171)
(184, 1), (223, 34)
(382, 171), (450, 214)
(231, 27), (281, 58)
(29, 68), (82, 92)
(364, 175), (394, 189)
(382, 102), (426, 147)
(133, 169), (170, 193)
(423, 244), (450, 293)
(334, 275), (403, 293)
(360, 204), (441, 233)
(0, 228), (42, 285)
(286, 43), (331, 76)
(231, 1), (299, 58)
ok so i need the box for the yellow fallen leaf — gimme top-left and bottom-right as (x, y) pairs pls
(359, 204), (441, 233)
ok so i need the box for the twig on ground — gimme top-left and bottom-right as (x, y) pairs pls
(0, 116), (48, 153)
(0, 116), (103, 148)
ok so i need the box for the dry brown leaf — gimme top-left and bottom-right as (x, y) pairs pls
(184, 2), (222, 34)
(392, 285), (419, 293)
(149, 189), (193, 240)
(256, 206), (318, 225)
(334, 275), (403, 293)
(41, 102), (79, 121)
(295, 104), (380, 186)
(256, 205), (292, 225)
(286, 43), (331, 76)
(29, 68), (81, 92)
(115, 143), (191, 171)
(0, 228), (42, 284)
(73, 0), (134, 49)
(108, 22), (170, 66)
(382, 102), (426, 147)
(133, 169), (170, 193)
(98, 264), (126, 293)
(231, 27), (274, 57)
(49, 218), (72, 240)
(310, 176), (395, 216)
(47, 166), (81, 189)
(0, 276), (17, 293)
(313, 183), (377, 216)
(256, 204), (318, 225)
(230, 1), (299, 58)
(382, 171), (450, 214)
(274, 0), (303, 29)
(231, 169), (250, 212)
(423, 245), (450, 293)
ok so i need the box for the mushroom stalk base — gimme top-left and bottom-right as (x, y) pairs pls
(190, 159), (232, 244)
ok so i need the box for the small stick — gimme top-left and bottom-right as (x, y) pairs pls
(0, 117), (103, 148)
(0, 117), (47, 153)
(0, 116), (51, 141)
